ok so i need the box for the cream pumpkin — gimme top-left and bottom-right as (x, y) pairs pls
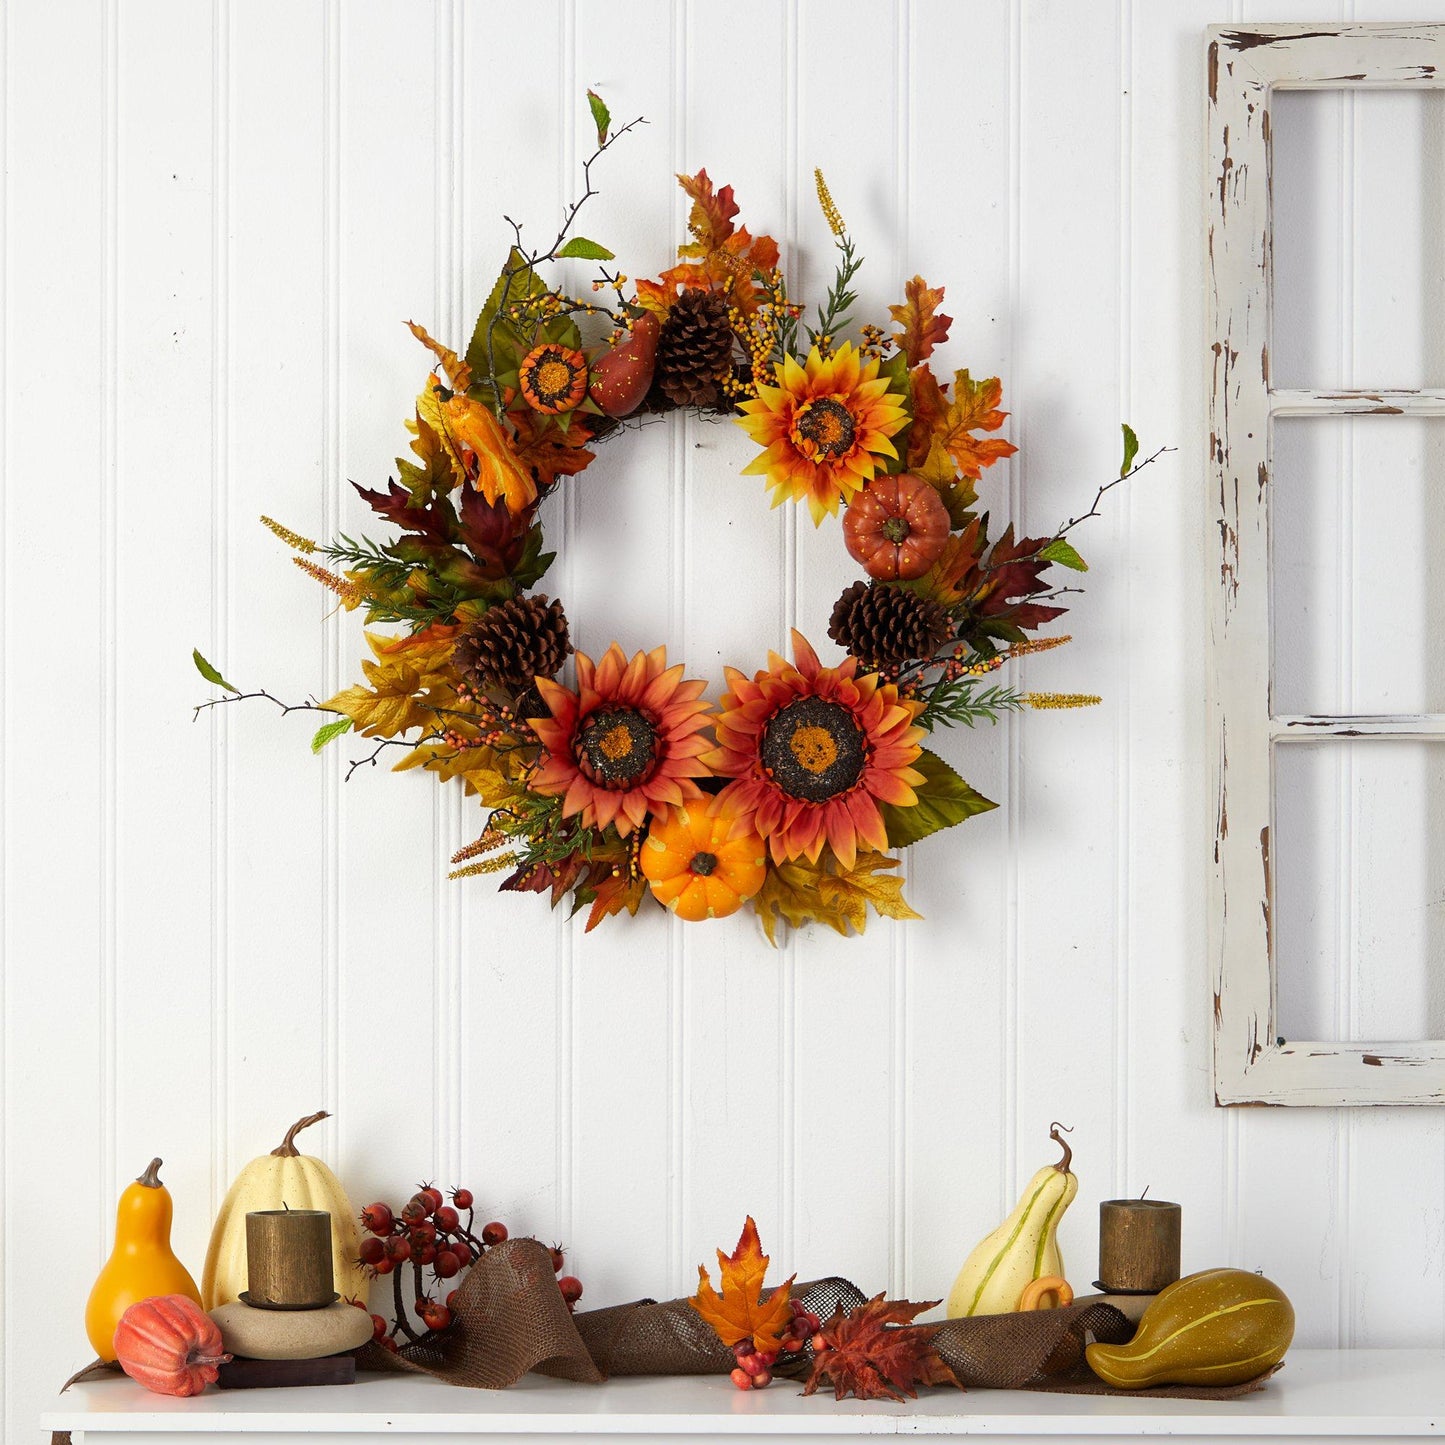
(202, 1111), (367, 1309)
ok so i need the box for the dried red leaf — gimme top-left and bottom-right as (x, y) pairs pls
(888, 276), (952, 366)
(803, 1295), (961, 1403)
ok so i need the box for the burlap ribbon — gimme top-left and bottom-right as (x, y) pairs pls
(356, 1238), (1279, 1400)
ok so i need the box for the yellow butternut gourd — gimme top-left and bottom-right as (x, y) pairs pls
(946, 1124), (1078, 1317)
(202, 1111), (366, 1309)
(85, 1159), (202, 1361)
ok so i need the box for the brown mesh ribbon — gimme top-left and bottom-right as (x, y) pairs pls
(356, 1238), (1280, 1400)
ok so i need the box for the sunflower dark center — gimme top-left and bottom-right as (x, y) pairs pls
(760, 696), (867, 802)
(791, 396), (857, 461)
(524, 347), (583, 405)
(577, 707), (658, 788)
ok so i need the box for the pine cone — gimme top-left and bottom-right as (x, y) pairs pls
(454, 593), (572, 692)
(654, 290), (735, 407)
(828, 581), (954, 667)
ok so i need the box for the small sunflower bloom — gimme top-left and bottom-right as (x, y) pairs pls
(704, 631), (925, 870)
(530, 644), (715, 836)
(518, 343), (589, 414)
(735, 343), (909, 524)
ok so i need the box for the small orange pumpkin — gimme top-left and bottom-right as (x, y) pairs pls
(640, 806), (766, 921)
(113, 1294), (231, 1396)
(842, 473), (951, 581)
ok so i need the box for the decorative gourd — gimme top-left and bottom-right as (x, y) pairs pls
(589, 312), (660, 417)
(85, 1159), (203, 1361)
(946, 1124), (1078, 1318)
(1085, 1268), (1294, 1389)
(113, 1294), (231, 1396)
(201, 1111), (366, 1310)
(1019, 1275), (1073, 1311)
(842, 474), (951, 581)
(640, 806), (767, 921)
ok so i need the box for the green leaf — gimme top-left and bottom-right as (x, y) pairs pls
(880, 748), (997, 848)
(586, 89), (611, 147)
(192, 648), (238, 694)
(556, 236), (615, 262)
(1119, 422), (1139, 478)
(464, 247), (549, 381)
(1039, 537), (1089, 572)
(311, 717), (353, 754)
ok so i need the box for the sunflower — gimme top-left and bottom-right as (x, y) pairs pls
(530, 644), (714, 836)
(735, 342), (910, 524)
(518, 343), (589, 414)
(705, 631), (925, 870)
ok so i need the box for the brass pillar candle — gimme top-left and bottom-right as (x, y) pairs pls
(244, 1210), (336, 1310)
(1098, 1198), (1181, 1294)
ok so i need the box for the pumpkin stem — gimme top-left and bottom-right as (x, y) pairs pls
(272, 1111), (330, 1158)
(137, 1158), (164, 1188)
(1049, 1121), (1074, 1174)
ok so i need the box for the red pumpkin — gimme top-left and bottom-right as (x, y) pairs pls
(842, 474), (951, 581)
(113, 1294), (231, 1397)
(589, 313), (660, 417)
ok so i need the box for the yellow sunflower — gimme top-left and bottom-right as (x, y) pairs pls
(735, 342), (909, 524)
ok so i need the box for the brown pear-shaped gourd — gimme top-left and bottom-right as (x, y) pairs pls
(1085, 1267), (1294, 1388)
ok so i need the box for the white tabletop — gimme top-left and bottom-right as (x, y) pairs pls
(42, 1350), (1445, 1437)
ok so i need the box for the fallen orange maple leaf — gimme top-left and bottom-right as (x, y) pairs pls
(687, 1216), (796, 1356)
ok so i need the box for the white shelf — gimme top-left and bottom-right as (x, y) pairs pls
(41, 1351), (1445, 1440)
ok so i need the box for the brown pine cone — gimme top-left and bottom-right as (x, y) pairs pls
(828, 580), (954, 667)
(654, 289), (735, 407)
(454, 593), (572, 692)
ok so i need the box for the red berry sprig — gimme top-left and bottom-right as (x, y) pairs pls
(727, 1300), (823, 1391)
(355, 1183), (583, 1347)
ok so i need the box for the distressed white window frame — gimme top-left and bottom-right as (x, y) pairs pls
(1207, 23), (1445, 1106)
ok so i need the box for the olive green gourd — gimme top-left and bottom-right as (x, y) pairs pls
(1085, 1267), (1294, 1388)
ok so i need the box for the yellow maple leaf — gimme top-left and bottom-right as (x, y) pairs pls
(816, 852), (923, 933)
(688, 1217), (795, 1356)
(323, 630), (458, 739)
(393, 742), (521, 806)
(933, 369), (1019, 481)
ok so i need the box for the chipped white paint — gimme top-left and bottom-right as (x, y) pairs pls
(1207, 22), (1445, 1107)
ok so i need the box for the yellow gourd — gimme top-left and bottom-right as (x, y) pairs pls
(85, 1159), (202, 1361)
(202, 1110), (366, 1309)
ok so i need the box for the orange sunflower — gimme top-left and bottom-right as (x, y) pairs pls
(531, 644), (714, 836)
(735, 342), (909, 524)
(705, 631), (925, 870)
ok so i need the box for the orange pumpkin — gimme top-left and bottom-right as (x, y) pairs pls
(640, 806), (766, 921)
(113, 1294), (231, 1396)
(842, 473), (951, 581)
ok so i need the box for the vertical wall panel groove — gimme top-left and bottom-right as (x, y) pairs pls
(0, 0), (9, 1432)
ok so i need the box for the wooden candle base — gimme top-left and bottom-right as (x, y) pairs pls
(216, 1354), (357, 1390)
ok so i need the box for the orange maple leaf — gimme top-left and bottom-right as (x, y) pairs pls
(932, 369), (1018, 480)
(688, 1216), (795, 1355)
(888, 276), (952, 367)
(659, 171), (781, 315)
(676, 168), (740, 255)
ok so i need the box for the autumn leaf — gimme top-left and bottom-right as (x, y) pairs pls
(323, 629), (458, 739)
(888, 276), (952, 366)
(933, 369), (1018, 481)
(581, 868), (647, 932)
(407, 319), (472, 393)
(663, 170), (781, 315)
(676, 168), (740, 255)
(815, 852), (922, 932)
(688, 1216), (795, 1356)
(880, 751), (996, 849)
(803, 1295), (961, 1403)
(914, 437), (978, 528)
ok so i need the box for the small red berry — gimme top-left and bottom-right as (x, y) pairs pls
(729, 1367), (751, 1391)
(360, 1203), (394, 1235)
(739, 1353), (765, 1377)
(732, 1339), (755, 1360)
(445, 1290), (459, 1310)
(433, 1249), (460, 1279)
(358, 1237), (386, 1266)
(409, 1221), (438, 1246)
(419, 1301), (452, 1332)
(449, 1240), (471, 1267)
(481, 1221), (508, 1246)
(418, 1186), (444, 1214)
(387, 1235), (412, 1263)
(373, 1255), (395, 1275)
(810, 1333), (828, 1353)
(451, 1188), (474, 1210)
(558, 1276), (583, 1305)
(550, 1244), (567, 1273)
(401, 1198), (428, 1226)
(379, 1335), (398, 1353)
(751, 1370), (772, 1390)
(434, 1205), (460, 1232)
(415, 1242), (438, 1266)
(370, 1313), (387, 1341)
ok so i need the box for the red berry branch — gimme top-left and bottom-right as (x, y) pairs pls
(727, 1299), (823, 1392)
(348, 1184), (581, 1348)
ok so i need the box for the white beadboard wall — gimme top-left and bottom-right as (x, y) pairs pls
(5, 0), (1445, 1438)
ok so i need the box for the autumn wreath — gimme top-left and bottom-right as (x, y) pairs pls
(196, 93), (1160, 939)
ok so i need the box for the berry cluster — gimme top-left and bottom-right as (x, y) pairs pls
(351, 1184), (582, 1349)
(726, 1299), (823, 1391)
